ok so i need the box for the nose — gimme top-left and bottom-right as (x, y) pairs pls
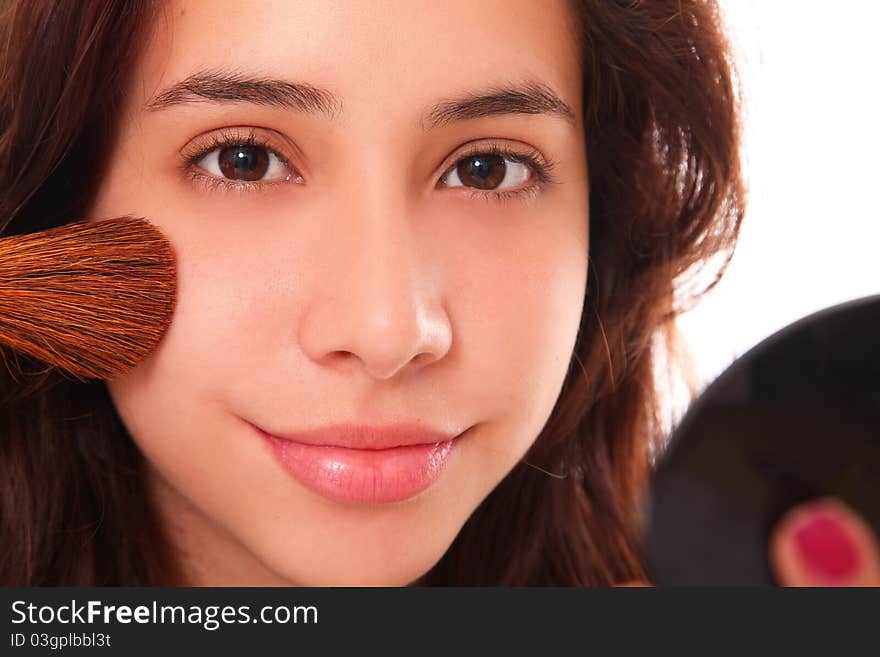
(297, 183), (453, 381)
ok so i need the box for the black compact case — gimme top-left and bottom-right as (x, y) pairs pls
(644, 294), (880, 585)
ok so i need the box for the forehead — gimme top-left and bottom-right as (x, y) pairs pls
(135, 0), (582, 125)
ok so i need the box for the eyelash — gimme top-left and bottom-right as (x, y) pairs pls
(180, 128), (293, 194)
(180, 128), (561, 202)
(442, 142), (561, 203)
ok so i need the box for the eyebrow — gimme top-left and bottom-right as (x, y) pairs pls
(144, 69), (577, 130)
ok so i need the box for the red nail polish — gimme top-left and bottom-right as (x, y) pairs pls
(793, 507), (861, 584)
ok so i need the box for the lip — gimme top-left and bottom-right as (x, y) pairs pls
(250, 422), (464, 505)
(258, 422), (460, 450)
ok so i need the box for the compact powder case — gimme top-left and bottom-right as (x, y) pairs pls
(644, 294), (880, 585)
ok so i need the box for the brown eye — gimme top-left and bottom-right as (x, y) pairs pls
(194, 141), (291, 184)
(455, 154), (506, 189)
(443, 151), (531, 193)
(217, 145), (270, 181)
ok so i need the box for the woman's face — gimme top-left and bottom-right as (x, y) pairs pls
(90, 0), (588, 585)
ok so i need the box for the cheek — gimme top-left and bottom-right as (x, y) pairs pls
(446, 211), (589, 439)
(100, 219), (262, 491)
(102, 244), (275, 555)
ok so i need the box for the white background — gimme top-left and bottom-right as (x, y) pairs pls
(676, 1), (880, 393)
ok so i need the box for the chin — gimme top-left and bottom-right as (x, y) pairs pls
(261, 546), (444, 587)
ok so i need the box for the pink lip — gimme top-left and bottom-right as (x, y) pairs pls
(260, 422), (459, 450)
(250, 422), (463, 504)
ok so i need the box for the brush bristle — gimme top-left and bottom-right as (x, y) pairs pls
(0, 215), (177, 381)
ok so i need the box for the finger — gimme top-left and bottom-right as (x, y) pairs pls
(769, 497), (880, 586)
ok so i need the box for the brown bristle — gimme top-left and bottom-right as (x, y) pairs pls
(0, 216), (177, 381)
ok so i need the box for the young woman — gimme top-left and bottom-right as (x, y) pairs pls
(1, 0), (877, 586)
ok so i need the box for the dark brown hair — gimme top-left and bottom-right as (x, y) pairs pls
(0, 0), (744, 585)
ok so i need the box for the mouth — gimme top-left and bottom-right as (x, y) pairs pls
(249, 422), (466, 505)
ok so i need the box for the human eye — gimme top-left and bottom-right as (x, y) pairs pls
(179, 127), (303, 193)
(438, 141), (561, 203)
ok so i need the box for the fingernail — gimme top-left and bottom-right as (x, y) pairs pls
(792, 503), (862, 584)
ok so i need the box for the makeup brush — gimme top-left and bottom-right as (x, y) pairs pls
(0, 215), (177, 381)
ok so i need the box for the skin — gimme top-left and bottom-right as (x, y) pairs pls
(88, 0), (879, 586)
(89, 0), (590, 585)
